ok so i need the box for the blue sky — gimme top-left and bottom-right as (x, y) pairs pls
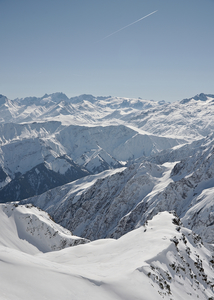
(0, 0), (214, 102)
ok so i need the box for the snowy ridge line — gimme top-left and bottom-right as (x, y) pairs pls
(0, 210), (214, 299)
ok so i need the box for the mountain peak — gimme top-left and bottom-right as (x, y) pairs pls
(0, 94), (8, 105)
(42, 92), (69, 102)
(180, 93), (214, 104)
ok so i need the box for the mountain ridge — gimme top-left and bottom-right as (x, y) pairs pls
(1, 209), (214, 299)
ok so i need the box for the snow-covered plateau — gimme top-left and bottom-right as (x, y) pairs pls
(1, 92), (214, 299)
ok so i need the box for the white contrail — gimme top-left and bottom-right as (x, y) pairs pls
(98, 10), (157, 42)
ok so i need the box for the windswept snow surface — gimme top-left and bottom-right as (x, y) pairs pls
(0, 211), (214, 300)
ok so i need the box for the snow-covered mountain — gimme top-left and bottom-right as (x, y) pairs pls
(1, 91), (214, 299)
(1, 92), (192, 202)
(1, 92), (214, 139)
(22, 132), (214, 245)
(0, 202), (88, 254)
(1, 210), (214, 299)
(1, 92), (214, 234)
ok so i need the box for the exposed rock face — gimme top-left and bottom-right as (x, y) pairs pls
(137, 212), (214, 300)
(21, 134), (214, 245)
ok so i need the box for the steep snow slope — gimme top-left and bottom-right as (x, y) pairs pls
(21, 167), (127, 218)
(54, 124), (184, 162)
(0, 203), (88, 254)
(0, 211), (213, 300)
(21, 160), (177, 240)
(0, 122), (184, 171)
